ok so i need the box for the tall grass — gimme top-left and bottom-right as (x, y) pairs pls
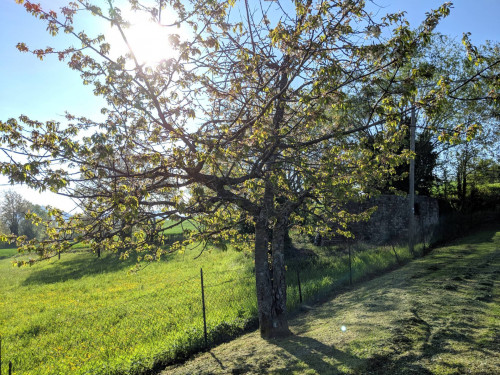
(1, 237), (421, 374)
(285, 242), (417, 311)
(0, 247), (254, 375)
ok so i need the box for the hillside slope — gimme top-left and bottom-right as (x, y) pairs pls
(163, 228), (500, 375)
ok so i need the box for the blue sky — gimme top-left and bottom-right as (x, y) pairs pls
(0, 0), (499, 210)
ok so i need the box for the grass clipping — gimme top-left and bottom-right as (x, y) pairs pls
(163, 228), (500, 375)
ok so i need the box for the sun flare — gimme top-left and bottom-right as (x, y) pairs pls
(125, 19), (175, 65)
(106, 8), (184, 66)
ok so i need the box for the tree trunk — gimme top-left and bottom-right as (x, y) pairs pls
(254, 59), (291, 339)
(254, 210), (291, 338)
(443, 168), (449, 201)
(254, 213), (274, 338)
(269, 218), (291, 337)
(461, 166), (467, 209)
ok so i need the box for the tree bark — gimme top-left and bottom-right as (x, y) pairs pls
(269, 217), (291, 337)
(254, 212), (274, 338)
(254, 180), (291, 338)
(254, 214), (292, 338)
(254, 58), (292, 339)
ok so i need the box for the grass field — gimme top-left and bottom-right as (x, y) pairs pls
(0, 235), (419, 375)
(163, 227), (500, 375)
(0, 246), (255, 375)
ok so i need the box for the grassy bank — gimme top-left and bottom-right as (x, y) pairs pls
(1, 235), (424, 374)
(285, 241), (418, 311)
(163, 227), (500, 375)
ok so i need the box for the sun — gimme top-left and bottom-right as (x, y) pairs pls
(106, 8), (184, 67)
(123, 19), (171, 65)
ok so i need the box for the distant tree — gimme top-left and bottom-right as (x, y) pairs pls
(0, 190), (49, 240)
(425, 36), (499, 205)
(384, 129), (438, 196)
(473, 159), (500, 185)
(0, 190), (28, 236)
(376, 35), (500, 206)
(20, 203), (49, 240)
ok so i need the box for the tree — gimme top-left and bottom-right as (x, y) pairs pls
(0, 190), (27, 236)
(20, 202), (49, 240)
(380, 128), (438, 196)
(416, 36), (500, 209)
(356, 34), (500, 208)
(0, 190), (48, 240)
(1, 0), (490, 338)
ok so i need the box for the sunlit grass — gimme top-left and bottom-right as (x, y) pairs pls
(0, 246), (254, 375)
(285, 242), (415, 311)
(0, 247), (17, 259)
(1, 236), (425, 374)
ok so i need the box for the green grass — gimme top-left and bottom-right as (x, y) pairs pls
(162, 220), (198, 234)
(0, 235), (429, 375)
(0, 247), (17, 260)
(285, 242), (417, 311)
(0, 247), (255, 375)
(162, 227), (500, 375)
(68, 220), (196, 251)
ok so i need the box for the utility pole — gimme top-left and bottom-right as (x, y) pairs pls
(409, 103), (416, 256)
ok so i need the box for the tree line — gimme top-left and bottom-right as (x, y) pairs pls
(0, 190), (48, 244)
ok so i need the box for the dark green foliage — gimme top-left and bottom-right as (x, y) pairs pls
(381, 129), (438, 196)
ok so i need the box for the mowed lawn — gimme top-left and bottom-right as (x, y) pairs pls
(0, 246), (256, 375)
(163, 227), (500, 375)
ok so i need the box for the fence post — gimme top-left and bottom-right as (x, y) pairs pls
(348, 240), (352, 286)
(200, 268), (208, 349)
(296, 270), (303, 303)
(392, 245), (401, 265)
(0, 335), (2, 375)
(8, 361), (11, 375)
(58, 250), (61, 260)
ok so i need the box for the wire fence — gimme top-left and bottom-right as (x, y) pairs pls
(0, 262), (258, 374)
(0, 239), (412, 375)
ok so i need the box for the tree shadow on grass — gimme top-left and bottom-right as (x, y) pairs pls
(271, 334), (443, 375)
(207, 334), (358, 375)
(367, 305), (498, 375)
(270, 335), (362, 375)
(448, 227), (498, 246)
(0, 248), (18, 260)
(22, 252), (136, 285)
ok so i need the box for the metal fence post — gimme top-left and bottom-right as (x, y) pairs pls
(296, 270), (303, 303)
(348, 240), (352, 286)
(392, 244), (401, 265)
(8, 361), (11, 375)
(0, 335), (2, 375)
(200, 268), (208, 348)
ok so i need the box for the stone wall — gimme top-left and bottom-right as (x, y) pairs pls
(325, 195), (439, 245)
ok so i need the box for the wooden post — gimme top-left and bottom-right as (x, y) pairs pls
(296, 270), (302, 303)
(200, 268), (208, 348)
